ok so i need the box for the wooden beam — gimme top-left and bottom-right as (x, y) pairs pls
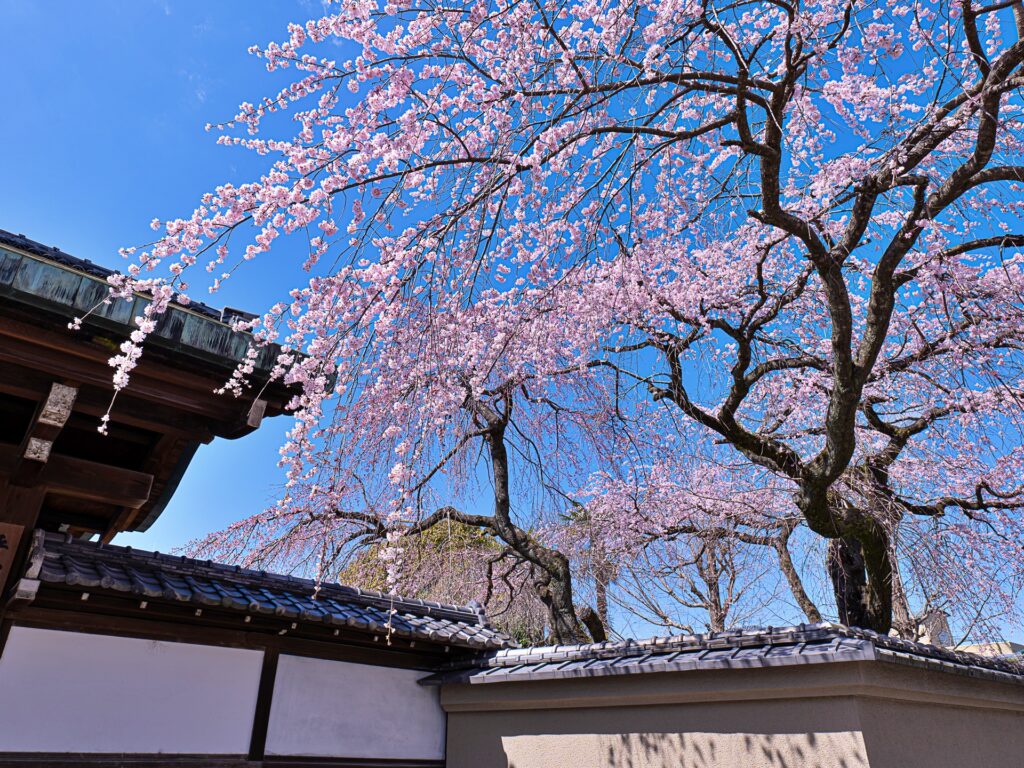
(0, 329), (227, 421)
(0, 361), (216, 439)
(101, 507), (140, 544)
(45, 457), (153, 509)
(0, 755), (444, 767)
(0, 479), (46, 601)
(0, 523), (27, 600)
(0, 524), (20, 573)
(0, 315), (291, 423)
(0, 756), (255, 767)
(10, 600), (453, 666)
(0, 446), (153, 509)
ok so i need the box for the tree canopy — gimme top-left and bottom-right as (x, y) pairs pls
(106, 0), (1024, 641)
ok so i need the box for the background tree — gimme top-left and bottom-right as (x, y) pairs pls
(565, 463), (822, 634)
(339, 521), (549, 644)
(112, 0), (1024, 639)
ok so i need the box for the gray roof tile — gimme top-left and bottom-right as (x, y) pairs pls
(27, 531), (513, 651)
(424, 623), (1024, 686)
(0, 229), (223, 321)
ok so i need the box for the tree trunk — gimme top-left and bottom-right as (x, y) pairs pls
(700, 548), (727, 632)
(594, 561), (612, 630)
(775, 526), (822, 623)
(532, 555), (590, 643)
(578, 604), (608, 643)
(826, 532), (892, 634)
(482, 418), (589, 644)
(800, 488), (894, 633)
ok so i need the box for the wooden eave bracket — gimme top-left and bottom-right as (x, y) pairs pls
(38, 383), (77, 429)
(11, 577), (39, 605)
(247, 398), (268, 429)
(14, 383), (78, 483)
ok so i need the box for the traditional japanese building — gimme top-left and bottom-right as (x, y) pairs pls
(0, 229), (509, 766)
(0, 228), (298, 579)
(1, 530), (508, 765)
(2, 230), (1024, 768)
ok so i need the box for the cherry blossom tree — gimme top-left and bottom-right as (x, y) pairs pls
(111, 0), (1024, 638)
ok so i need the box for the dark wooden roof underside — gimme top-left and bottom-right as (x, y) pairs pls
(0, 229), (297, 537)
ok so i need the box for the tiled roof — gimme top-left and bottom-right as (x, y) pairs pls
(20, 528), (1023, 679)
(426, 623), (1024, 685)
(24, 531), (514, 651)
(0, 228), (275, 370)
(0, 228), (224, 321)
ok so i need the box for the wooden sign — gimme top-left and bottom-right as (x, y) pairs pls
(0, 522), (25, 594)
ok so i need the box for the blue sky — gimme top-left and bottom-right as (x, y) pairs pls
(0, 0), (328, 552)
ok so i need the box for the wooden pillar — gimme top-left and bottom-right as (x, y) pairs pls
(0, 478), (47, 604)
(248, 644), (280, 761)
(0, 382), (77, 602)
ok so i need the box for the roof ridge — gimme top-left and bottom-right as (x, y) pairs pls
(845, 623), (1024, 675)
(476, 622), (1024, 677)
(487, 623), (837, 663)
(0, 227), (107, 275)
(422, 622), (1024, 686)
(40, 531), (488, 624)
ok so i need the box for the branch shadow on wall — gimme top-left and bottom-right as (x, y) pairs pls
(503, 729), (869, 768)
(603, 731), (868, 768)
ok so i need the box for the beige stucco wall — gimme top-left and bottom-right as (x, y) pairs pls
(442, 662), (1024, 768)
(857, 697), (1024, 766)
(448, 699), (867, 768)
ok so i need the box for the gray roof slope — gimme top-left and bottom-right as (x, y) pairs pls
(25, 531), (513, 651)
(427, 623), (1024, 686)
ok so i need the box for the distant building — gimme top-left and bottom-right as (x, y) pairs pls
(961, 640), (1024, 658)
(916, 607), (953, 646)
(910, 607), (1023, 659)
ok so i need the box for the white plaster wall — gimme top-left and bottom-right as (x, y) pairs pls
(265, 655), (445, 759)
(0, 626), (263, 753)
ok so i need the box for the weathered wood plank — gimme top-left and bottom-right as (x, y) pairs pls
(0, 361), (215, 439)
